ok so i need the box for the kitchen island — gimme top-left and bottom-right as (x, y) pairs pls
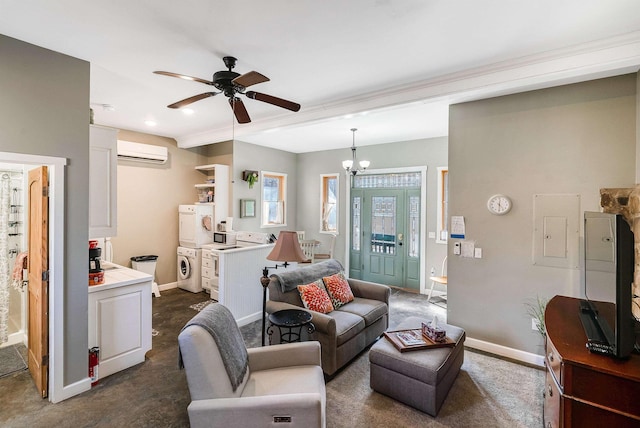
(215, 243), (274, 327)
(88, 262), (152, 381)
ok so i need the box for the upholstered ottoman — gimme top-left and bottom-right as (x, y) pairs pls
(369, 317), (465, 416)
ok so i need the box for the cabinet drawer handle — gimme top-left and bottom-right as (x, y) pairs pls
(548, 352), (554, 362)
(547, 384), (553, 397)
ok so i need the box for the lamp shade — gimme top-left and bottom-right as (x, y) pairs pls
(267, 231), (308, 263)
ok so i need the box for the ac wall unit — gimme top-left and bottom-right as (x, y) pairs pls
(117, 140), (168, 164)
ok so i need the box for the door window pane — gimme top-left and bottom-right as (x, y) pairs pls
(370, 196), (396, 254)
(354, 172), (421, 188)
(352, 196), (361, 251)
(409, 196), (420, 258)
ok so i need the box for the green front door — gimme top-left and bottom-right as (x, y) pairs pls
(349, 188), (421, 289)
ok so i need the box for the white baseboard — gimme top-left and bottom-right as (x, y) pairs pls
(236, 312), (262, 327)
(158, 282), (177, 291)
(465, 337), (545, 368)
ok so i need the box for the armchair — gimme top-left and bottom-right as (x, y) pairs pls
(178, 303), (326, 428)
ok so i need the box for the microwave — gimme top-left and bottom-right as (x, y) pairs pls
(213, 232), (237, 245)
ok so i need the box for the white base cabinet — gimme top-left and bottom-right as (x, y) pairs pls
(88, 265), (152, 380)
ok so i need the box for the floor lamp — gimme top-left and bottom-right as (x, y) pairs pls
(260, 231), (308, 346)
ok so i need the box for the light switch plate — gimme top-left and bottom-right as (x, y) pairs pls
(474, 248), (482, 258)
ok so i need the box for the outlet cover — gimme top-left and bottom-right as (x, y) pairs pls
(531, 318), (540, 331)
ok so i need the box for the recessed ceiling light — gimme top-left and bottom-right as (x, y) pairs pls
(144, 120), (157, 127)
(182, 108), (195, 115)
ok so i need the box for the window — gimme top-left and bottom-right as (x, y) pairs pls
(320, 174), (339, 233)
(261, 171), (287, 227)
(436, 167), (448, 243)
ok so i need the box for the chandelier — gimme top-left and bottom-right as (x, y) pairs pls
(342, 128), (370, 175)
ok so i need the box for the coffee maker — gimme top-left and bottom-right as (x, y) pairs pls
(89, 240), (104, 285)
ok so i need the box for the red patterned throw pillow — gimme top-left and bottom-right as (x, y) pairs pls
(323, 272), (354, 309)
(297, 280), (334, 314)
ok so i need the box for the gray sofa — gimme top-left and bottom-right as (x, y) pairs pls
(266, 259), (390, 376)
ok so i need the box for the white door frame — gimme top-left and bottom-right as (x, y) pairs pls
(344, 166), (428, 293)
(0, 151), (73, 402)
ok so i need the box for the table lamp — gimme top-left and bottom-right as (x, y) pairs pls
(260, 231), (308, 346)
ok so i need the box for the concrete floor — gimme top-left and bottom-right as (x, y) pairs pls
(0, 288), (216, 427)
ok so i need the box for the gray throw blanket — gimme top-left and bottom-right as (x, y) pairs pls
(272, 259), (343, 292)
(178, 303), (248, 392)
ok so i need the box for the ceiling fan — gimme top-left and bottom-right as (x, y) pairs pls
(154, 56), (301, 124)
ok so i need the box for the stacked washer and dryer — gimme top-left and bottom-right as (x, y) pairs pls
(177, 204), (214, 293)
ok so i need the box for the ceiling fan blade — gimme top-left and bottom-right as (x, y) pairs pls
(245, 91), (301, 112)
(232, 71), (270, 88)
(229, 97), (251, 123)
(167, 92), (218, 109)
(154, 71), (214, 86)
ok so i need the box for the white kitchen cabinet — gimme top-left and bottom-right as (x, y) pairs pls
(89, 125), (117, 238)
(88, 264), (152, 380)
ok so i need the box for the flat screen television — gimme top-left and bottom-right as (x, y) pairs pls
(581, 211), (637, 358)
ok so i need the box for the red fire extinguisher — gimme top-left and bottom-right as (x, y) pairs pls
(89, 347), (100, 386)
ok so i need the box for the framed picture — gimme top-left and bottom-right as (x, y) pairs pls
(240, 199), (256, 218)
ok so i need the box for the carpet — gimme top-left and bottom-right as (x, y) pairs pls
(327, 347), (542, 427)
(0, 344), (27, 378)
(0, 288), (544, 427)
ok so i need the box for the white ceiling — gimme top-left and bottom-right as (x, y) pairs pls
(1, 1), (640, 153)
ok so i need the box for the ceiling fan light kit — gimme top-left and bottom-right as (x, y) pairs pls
(154, 56), (300, 124)
(343, 128), (370, 176)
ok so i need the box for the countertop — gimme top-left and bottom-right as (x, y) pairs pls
(208, 243), (274, 254)
(88, 261), (153, 293)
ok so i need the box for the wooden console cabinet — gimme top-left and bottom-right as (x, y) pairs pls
(544, 296), (640, 427)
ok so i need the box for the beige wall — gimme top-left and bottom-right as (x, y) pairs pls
(448, 74), (637, 355)
(111, 130), (211, 284)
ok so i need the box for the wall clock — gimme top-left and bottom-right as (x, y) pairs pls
(487, 194), (512, 215)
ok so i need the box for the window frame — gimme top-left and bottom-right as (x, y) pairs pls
(319, 173), (339, 234)
(261, 170), (287, 227)
(436, 166), (448, 244)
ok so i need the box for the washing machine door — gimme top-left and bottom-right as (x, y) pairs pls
(178, 255), (191, 280)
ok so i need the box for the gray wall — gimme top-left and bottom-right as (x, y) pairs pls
(0, 35), (90, 384)
(230, 140), (299, 235)
(448, 74), (637, 355)
(297, 137), (448, 277)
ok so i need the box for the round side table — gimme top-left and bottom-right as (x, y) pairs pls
(267, 309), (315, 344)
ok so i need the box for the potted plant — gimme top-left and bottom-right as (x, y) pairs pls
(524, 295), (549, 337)
(242, 170), (259, 189)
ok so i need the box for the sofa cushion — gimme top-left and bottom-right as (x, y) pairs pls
(337, 297), (387, 326)
(297, 280), (334, 314)
(323, 272), (354, 309)
(325, 310), (366, 346)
